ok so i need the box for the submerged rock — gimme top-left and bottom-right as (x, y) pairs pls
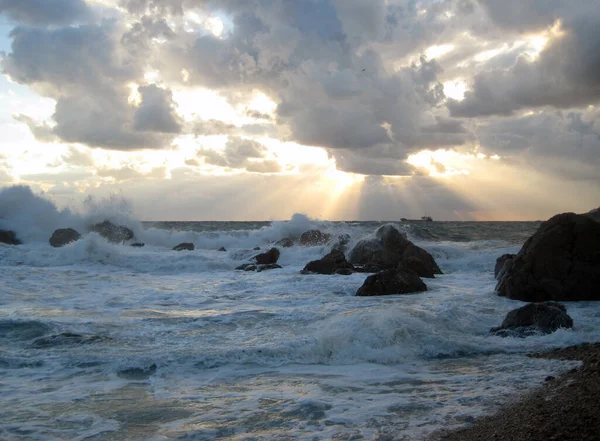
(49, 228), (81, 247)
(490, 302), (573, 337)
(302, 249), (354, 275)
(217, 247), (227, 252)
(349, 224), (441, 278)
(253, 247), (280, 264)
(299, 230), (331, 246)
(236, 263), (282, 272)
(131, 242), (145, 247)
(356, 269), (427, 296)
(496, 212), (600, 301)
(173, 242), (195, 251)
(494, 253), (515, 279)
(0, 230), (21, 245)
(89, 220), (134, 244)
(275, 238), (294, 248)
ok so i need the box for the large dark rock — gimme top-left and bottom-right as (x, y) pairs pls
(89, 220), (134, 244)
(496, 213), (600, 301)
(302, 249), (354, 274)
(349, 224), (441, 278)
(490, 302), (573, 337)
(253, 247), (280, 264)
(494, 253), (515, 279)
(49, 228), (81, 247)
(299, 230), (332, 246)
(0, 230), (21, 245)
(586, 207), (600, 222)
(131, 242), (145, 247)
(356, 269), (427, 296)
(173, 242), (194, 251)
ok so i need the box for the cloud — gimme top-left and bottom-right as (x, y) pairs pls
(2, 23), (180, 150)
(0, 0), (91, 26)
(13, 114), (58, 143)
(449, 6), (600, 117)
(197, 136), (281, 172)
(133, 84), (182, 133)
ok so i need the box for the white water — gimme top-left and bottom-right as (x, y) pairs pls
(1, 187), (598, 440)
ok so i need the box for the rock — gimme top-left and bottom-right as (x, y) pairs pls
(332, 233), (351, 253)
(131, 242), (145, 247)
(353, 263), (384, 273)
(217, 247), (227, 252)
(335, 268), (353, 276)
(586, 206), (600, 222)
(257, 264), (282, 272)
(236, 263), (257, 271)
(299, 230), (332, 246)
(253, 247), (261, 251)
(236, 263), (282, 272)
(253, 247), (280, 264)
(490, 302), (573, 337)
(89, 220), (134, 243)
(0, 230), (21, 245)
(276, 238), (294, 248)
(494, 253), (515, 279)
(356, 269), (428, 296)
(302, 249), (354, 274)
(496, 212), (600, 301)
(49, 228), (81, 247)
(398, 255), (436, 278)
(173, 242), (194, 251)
(349, 224), (442, 277)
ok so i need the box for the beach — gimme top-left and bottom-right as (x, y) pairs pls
(431, 342), (600, 441)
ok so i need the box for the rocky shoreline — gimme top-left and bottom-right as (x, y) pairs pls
(429, 342), (600, 441)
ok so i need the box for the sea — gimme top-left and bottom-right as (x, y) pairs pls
(1, 189), (599, 440)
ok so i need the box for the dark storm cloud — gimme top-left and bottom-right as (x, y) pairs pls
(0, 0), (91, 26)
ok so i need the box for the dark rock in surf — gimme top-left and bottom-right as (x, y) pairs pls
(131, 242), (145, 247)
(217, 247), (227, 252)
(173, 242), (194, 251)
(490, 302), (573, 337)
(253, 247), (280, 264)
(49, 228), (81, 247)
(0, 230), (21, 245)
(496, 213), (600, 301)
(299, 230), (332, 246)
(332, 233), (351, 253)
(89, 220), (134, 244)
(335, 268), (353, 275)
(236, 263), (282, 272)
(276, 238), (294, 248)
(253, 247), (261, 251)
(356, 269), (427, 296)
(494, 253), (515, 279)
(353, 263), (384, 273)
(349, 224), (441, 277)
(302, 249), (354, 275)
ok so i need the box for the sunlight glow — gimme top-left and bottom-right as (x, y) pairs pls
(407, 150), (472, 177)
(443, 80), (467, 101)
(424, 44), (455, 60)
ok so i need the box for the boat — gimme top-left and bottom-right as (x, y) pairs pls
(421, 216), (433, 222)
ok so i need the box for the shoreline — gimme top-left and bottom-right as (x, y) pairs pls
(428, 342), (600, 441)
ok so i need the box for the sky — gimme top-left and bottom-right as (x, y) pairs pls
(0, 0), (598, 221)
